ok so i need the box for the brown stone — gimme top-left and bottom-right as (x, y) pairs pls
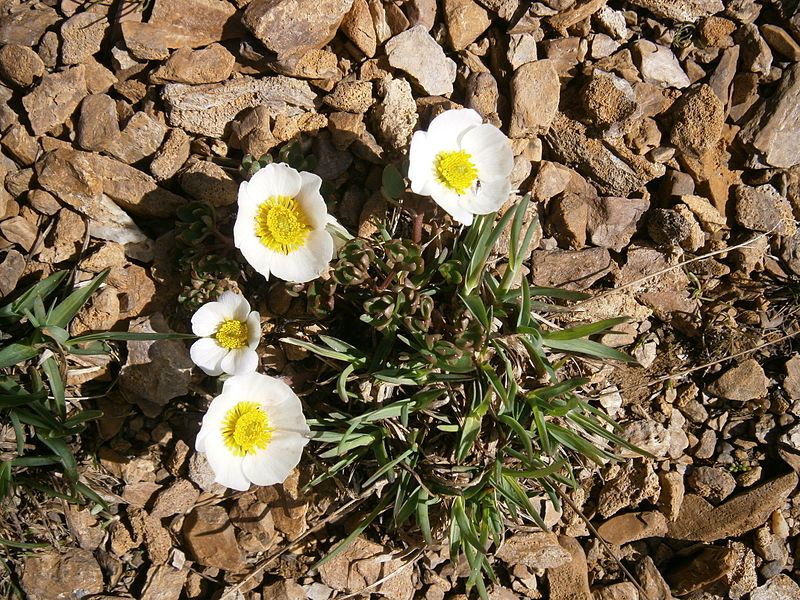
(150, 128), (191, 181)
(69, 286), (120, 335)
(372, 78), (417, 151)
(243, 0), (354, 59)
(140, 564), (190, 600)
(666, 546), (737, 596)
(341, 0), (377, 57)
(0, 6), (59, 46)
(77, 94), (120, 153)
(668, 472), (798, 542)
(0, 249), (25, 296)
(60, 11), (109, 65)
(670, 84), (724, 158)
(734, 184), (796, 237)
(150, 479), (200, 518)
(597, 511), (668, 545)
(1, 124), (39, 166)
(385, 26), (457, 96)
(183, 505), (246, 572)
(586, 196), (649, 252)
(0, 216), (37, 252)
(0, 44), (44, 88)
(547, 536), (591, 600)
(151, 44), (236, 85)
(22, 65), (88, 135)
(495, 532), (572, 569)
(626, 0), (723, 22)
(105, 112), (167, 164)
(324, 80), (373, 113)
(761, 24), (800, 61)
(442, 0), (490, 51)
(707, 358), (769, 401)
(510, 60), (560, 137)
(20, 549), (104, 600)
(531, 248), (612, 291)
(688, 466), (737, 503)
(180, 159), (238, 206)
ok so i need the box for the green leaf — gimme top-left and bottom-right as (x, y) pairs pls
(0, 389), (47, 408)
(417, 487), (434, 545)
(542, 317), (629, 341)
(0, 343), (39, 368)
(381, 164), (405, 200)
(0, 271), (67, 319)
(41, 356), (65, 419)
(37, 436), (78, 481)
(47, 269), (109, 329)
(0, 537), (48, 549)
(542, 338), (636, 363)
(459, 291), (490, 328)
(67, 331), (195, 344)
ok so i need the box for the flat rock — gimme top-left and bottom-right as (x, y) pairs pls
(151, 44), (236, 84)
(105, 111), (167, 164)
(386, 25), (456, 96)
(706, 358), (769, 401)
(761, 24), (800, 61)
(150, 0), (242, 40)
(546, 113), (665, 196)
(668, 472), (798, 542)
(784, 355), (800, 399)
(666, 546), (737, 596)
(20, 548), (104, 600)
(687, 466), (736, 503)
(530, 247), (612, 291)
(0, 44), (44, 88)
(340, 0), (377, 57)
(183, 505), (246, 572)
(22, 65), (88, 135)
(495, 532), (572, 569)
(509, 60), (560, 137)
(632, 40), (690, 88)
(750, 575), (800, 600)
(593, 583), (638, 600)
(0, 6), (59, 45)
(443, 0), (490, 51)
(151, 128), (191, 181)
(586, 196), (649, 252)
(597, 511), (668, 546)
(740, 63), (800, 168)
(581, 69), (639, 135)
(119, 313), (193, 409)
(372, 78), (417, 151)
(243, 0), (353, 59)
(77, 94), (120, 152)
(150, 478), (200, 518)
(60, 11), (109, 65)
(36, 148), (186, 218)
(0, 249), (25, 296)
(180, 159), (238, 206)
(598, 460), (661, 518)
(161, 76), (316, 137)
(318, 536), (415, 600)
(670, 84), (724, 157)
(734, 184), (796, 237)
(626, 0), (723, 21)
(547, 536), (591, 600)
(140, 564), (190, 600)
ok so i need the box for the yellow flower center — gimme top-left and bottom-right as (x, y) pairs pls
(215, 319), (249, 349)
(434, 150), (478, 195)
(222, 401), (273, 456)
(255, 196), (311, 254)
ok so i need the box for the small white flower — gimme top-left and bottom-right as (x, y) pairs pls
(234, 162), (335, 283)
(190, 291), (261, 376)
(195, 372), (311, 491)
(408, 108), (514, 226)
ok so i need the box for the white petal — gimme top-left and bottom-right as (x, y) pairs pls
(241, 431), (308, 486)
(408, 130), (434, 195)
(427, 180), (475, 225)
(263, 396), (309, 437)
(460, 124), (514, 181)
(426, 109), (483, 154)
(191, 302), (225, 336)
(246, 312), (262, 348)
(190, 337), (228, 376)
(195, 393), (239, 451)
(220, 347), (259, 375)
(222, 372), (292, 403)
(237, 234), (274, 280)
(204, 434), (251, 491)
(296, 171), (329, 230)
(245, 162), (302, 204)
(325, 215), (352, 255)
(268, 229), (334, 283)
(462, 179), (512, 215)
(217, 291), (250, 322)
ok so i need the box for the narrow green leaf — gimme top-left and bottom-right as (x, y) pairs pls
(41, 356), (65, 419)
(542, 338), (636, 363)
(542, 317), (630, 341)
(0, 537), (49, 549)
(47, 270), (109, 329)
(67, 331), (196, 344)
(0, 344), (39, 369)
(0, 271), (67, 319)
(37, 436), (78, 481)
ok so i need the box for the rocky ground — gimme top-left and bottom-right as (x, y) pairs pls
(0, 0), (800, 598)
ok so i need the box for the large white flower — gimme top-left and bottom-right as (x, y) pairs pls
(190, 291), (261, 376)
(408, 108), (514, 226)
(234, 162), (335, 283)
(195, 372), (311, 490)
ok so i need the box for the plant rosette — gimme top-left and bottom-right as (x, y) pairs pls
(195, 372), (311, 490)
(190, 291), (261, 376)
(408, 108), (514, 226)
(234, 162), (337, 283)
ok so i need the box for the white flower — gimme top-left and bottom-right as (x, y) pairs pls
(190, 291), (261, 376)
(408, 108), (514, 226)
(234, 162), (335, 283)
(195, 372), (311, 491)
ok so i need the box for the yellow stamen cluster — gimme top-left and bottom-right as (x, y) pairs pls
(215, 319), (249, 349)
(434, 150), (478, 195)
(255, 196), (311, 254)
(221, 402), (273, 456)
